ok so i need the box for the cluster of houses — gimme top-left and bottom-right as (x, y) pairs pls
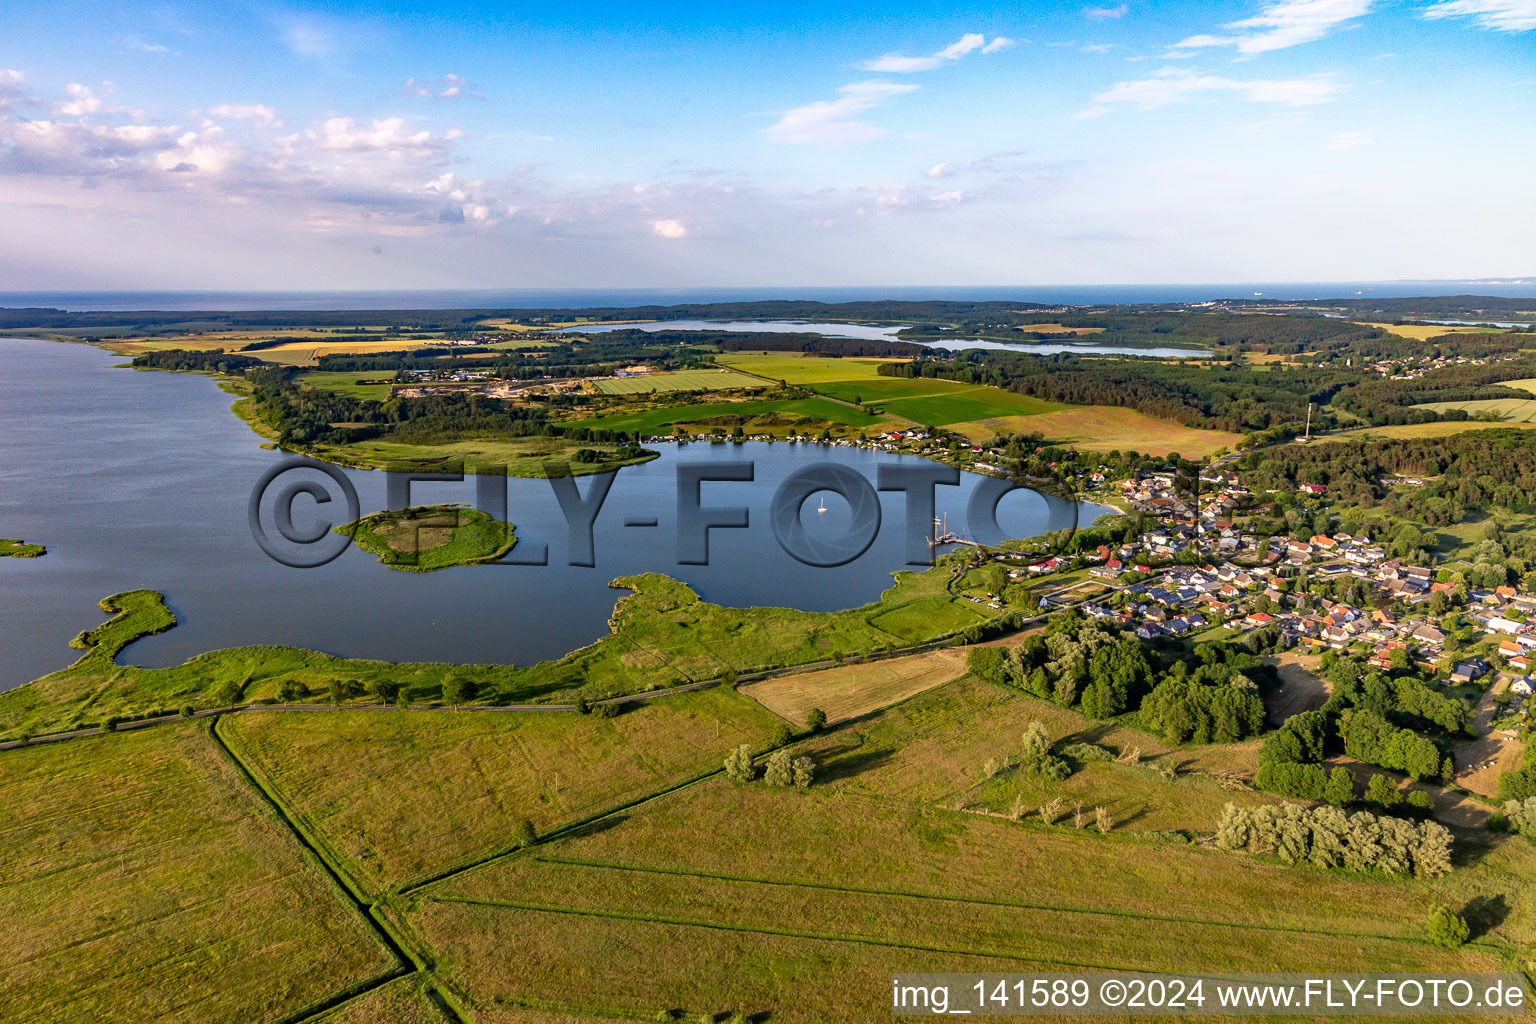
(1358, 352), (1520, 381)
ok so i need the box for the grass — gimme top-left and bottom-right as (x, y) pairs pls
(967, 406), (1244, 457)
(396, 676), (1531, 1022)
(740, 647), (972, 726)
(1416, 397), (1536, 422)
(313, 976), (447, 1023)
(220, 686), (782, 896)
(1358, 322), (1507, 341)
(592, 368), (764, 394)
(1322, 421), (1536, 442)
(714, 352), (898, 384)
(811, 379), (1064, 425)
(0, 724), (396, 1024)
(339, 504), (517, 572)
(0, 560), (1004, 740)
(297, 370), (397, 400)
(567, 396), (884, 436)
(0, 537), (46, 557)
(1499, 376), (1536, 395)
(296, 436), (659, 477)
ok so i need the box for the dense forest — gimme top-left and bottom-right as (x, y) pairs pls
(130, 349), (267, 373)
(879, 352), (1345, 433)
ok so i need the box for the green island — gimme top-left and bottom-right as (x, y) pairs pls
(4, 295), (1536, 1022)
(1, 537), (46, 557)
(339, 504), (518, 572)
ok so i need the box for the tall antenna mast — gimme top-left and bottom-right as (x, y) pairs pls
(1304, 402), (1313, 442)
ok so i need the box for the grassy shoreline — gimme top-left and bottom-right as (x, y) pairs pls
(0, 538), (46, 558)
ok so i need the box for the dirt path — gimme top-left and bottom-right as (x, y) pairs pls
(1452, 675), (1526, 799)
(1263, 652), (1332, 725)
(1325, 757), (1493, 829)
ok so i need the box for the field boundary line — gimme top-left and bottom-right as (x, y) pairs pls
(421, 893), (1136, 973)
(523, 855), (1428, 946)
(208, 717), (470, 1024)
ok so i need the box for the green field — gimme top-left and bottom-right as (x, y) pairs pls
(568, 396), (883, 435)
(592, 368), (764, 394)
(1416, 397), (1536, 422)
(340, 504), (517, 571)
(220, 687), (782, 895)
(0, 724), (396, 1024)
(296, 370), (397, 400)
(811, 378), (1063, 425)
(715, 352), (896, 384)
(396, 676), (1530, 1022)
(0, 537), (45, 557)
(295, 435), (659, 477)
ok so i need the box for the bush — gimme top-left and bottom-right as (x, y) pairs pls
(724, 744), (756, 783)
(178, 705), (194, 719)
(1060, 741), (1113, 763)
(511, 819), (537, 849)
(1324, 766), (1355, 806)
(769, 722), (794, 748)
(277, 679), (307, 702)
(102, 716), (122, 732)
(1215, 802), (1452, 878)
(1504, 796), (1536, 841)
(1365, 773), (1402, 809)
(1426, 904), (1469, 949)
(805, 708), (827, 732)
(1255, 761), (1327, 801)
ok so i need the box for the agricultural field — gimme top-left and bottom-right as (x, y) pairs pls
(714, 352), (899, 384)
(566, 396), (883, 436)
(740, 646), (972, 727)
(1323, 420), (1536, 442)
(295, 435), (659, 476)
(813, 378), (1064, 425)
(964, 406), (1244, 456)
(397, 675), (1531, 1023)
(1416, 397), (1536, 422)
(296, 370), (397, 400)
(221, 686), (781, 895)
(0, 724), (395, 1024)
(1357, 322), (1508, 341)
(592, 368), (764, 394)
(313, 977), (446, 1024)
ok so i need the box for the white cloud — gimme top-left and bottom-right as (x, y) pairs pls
(402, 74), (476, 100)
(1085, 4), (1129, 18)
(280, 20), (336, 58)
(208, 104), (282, 129)
(56, 83), (103, 117)
(650, 218), (688, 238)
(1082, 43), (1117, 53)
(1082, 66), (1341, 115)
(763, 80), (918, 145)
(928, 163), (954, 178)
(1422, 0), (1536, 31)
(1329, 130), (1373, 147)
(862, 32), (995, 72)
(1173, 0), (1374, 54)
(981, 36), (1017, 53)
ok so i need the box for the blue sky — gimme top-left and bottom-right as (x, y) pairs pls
(0, 0), (1531, 289)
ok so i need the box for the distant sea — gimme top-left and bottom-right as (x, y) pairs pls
(2, 281), (1534, 312)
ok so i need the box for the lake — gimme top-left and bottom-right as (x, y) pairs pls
(560, 319), (1207, 357)
(0, 338), (1109, 689)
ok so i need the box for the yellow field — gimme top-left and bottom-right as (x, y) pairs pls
(1358, 322), (1506, 340)
(1416, 397), (1536, 422)
(1499, 377), (1536, 395)
(1322, 420), (1536, 442)
(715, 352), (900, 384)
(966, 406), (1243, 457)
(1016, 323), (1105, 335)
(740, 648), (971, 726)
(592, 368), (764, 394)
(244, 339), (434, 365)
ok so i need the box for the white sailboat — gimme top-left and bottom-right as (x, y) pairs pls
(817, 495), (828, 513)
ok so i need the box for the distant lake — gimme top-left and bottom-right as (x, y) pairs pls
(560, 319), (1207, 358)
(557, 319), (907, 341)
(0, 338), (1109, 690)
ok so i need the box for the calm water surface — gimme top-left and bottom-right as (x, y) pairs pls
(0, 339), (1107, 688)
